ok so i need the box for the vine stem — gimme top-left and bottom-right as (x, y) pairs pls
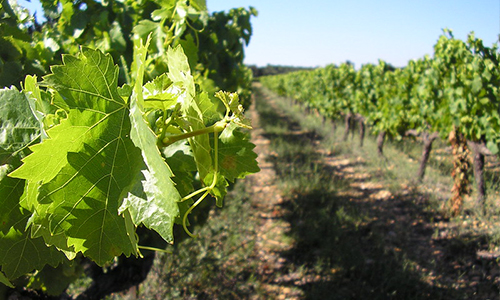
(138, 245), (173, 254)
(161, 120), (227, 147)
(182, 131), (220, 238)
(182, 189), (210, 238)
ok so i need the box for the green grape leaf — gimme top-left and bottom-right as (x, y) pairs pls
(26, 262), (81, 296)
(471, 76), (482, 94)
(0, 214), (66, 280)
(163, 141), (197, 173)
(179, 35), (199, 71)
(0, 270), (13, 288)
(198, 91), (224, 128)
(217, 128), (259, 183)
(486, 140), (499, 155)
(0, 164), (25, 235)
(190, 0), (207, 12)
(163, 141), (196, 197)
(203, 171), (228, 207)
(133, 20), (168, 56)
(120, 38), (181, 243)
(10, 48), (143, 265)
(29, 222), (77, 261)
(119, 167), (179, 244)
(479, 97), (490, 105)
(20, 181), (78, 260)
(109, 21), (127, 53)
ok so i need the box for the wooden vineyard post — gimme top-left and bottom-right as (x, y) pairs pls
(446, 127), (470, 216)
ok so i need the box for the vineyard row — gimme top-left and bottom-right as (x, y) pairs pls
(260, 30), (500, 214)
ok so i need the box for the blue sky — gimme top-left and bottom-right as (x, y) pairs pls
(208, 0), (500, 68)
(19, 0), (500, 68)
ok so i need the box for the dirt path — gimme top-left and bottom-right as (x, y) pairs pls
(245, 83), (500, 299)
(245, 92), (303, 299)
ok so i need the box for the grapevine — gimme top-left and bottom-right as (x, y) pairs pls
(0, 0), (259, 295)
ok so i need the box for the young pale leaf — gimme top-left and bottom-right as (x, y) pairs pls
(23, 75), (61, 140)
(0, 86), (40, 235)
(167, 45), (192, 83)
(143, 74), (177, 110)
(0, 86), (40, 157)
(165, 46), (213, 183)
(10, 48), (143, 265)
(167, 45), (198, 116)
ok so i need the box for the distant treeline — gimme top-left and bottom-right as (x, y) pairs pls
(248, 64), (316, 77)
